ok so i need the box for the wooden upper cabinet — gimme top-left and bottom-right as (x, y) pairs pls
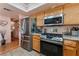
(64, 4), (79, 24)
(50, 6), (63, 16)
(34, 6), (64, 26)
(45, 6), (64, 17)
(44, 9), (52, 16)
(36, 12), (44, 26)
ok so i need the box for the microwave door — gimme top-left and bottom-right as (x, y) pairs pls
(44, 18), (56, 25)
(44, 15), (63, 25)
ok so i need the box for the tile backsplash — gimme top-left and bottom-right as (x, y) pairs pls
(41, 26), (79, 34)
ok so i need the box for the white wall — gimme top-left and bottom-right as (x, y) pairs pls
(19, 14), (26, 46)
(0, 14), (11, 43)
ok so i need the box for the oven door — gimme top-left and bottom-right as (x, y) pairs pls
(40, 40), (63, 56)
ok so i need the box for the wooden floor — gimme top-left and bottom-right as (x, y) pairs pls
(0, 39), (19, 55)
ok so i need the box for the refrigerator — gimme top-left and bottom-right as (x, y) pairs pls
(21, 17), (32, 51)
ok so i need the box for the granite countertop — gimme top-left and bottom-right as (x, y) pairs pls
(63, 35), (79, 41)
(41, 38), (63, 46)
(32, 33), (79, 41)
(32, 33), (63, 45)
(31, 33), (41, 35)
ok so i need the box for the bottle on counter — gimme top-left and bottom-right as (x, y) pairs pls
(71, 27), (79, 36)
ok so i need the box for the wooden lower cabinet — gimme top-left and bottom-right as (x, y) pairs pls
(63, 39), (79, 56)
(76, 48), (79, 56)
(32, 37), (79, 55)
(64, 46), (76, 56)
(32, 35), (40, 52)
(76, 41), (79, 56)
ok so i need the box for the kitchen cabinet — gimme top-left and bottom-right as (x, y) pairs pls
(44, 8), (52, 16)
(50, 7), (63, 16)
(64, 40), (76, 47)
(32, 35), (40, 52)
(64, 4), (79, 24)
(32, 4), (79, 25)
(64, 39), (79, 56)
(64, 46), (76, 56)
(36, 12), (44, 26)
(76, 41), (79, 56)
(45, 6), (63, 17)
(64, 39), (77, 56)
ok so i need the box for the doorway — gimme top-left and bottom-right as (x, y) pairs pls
(0, 18), (19, 55)
(11, 18), (19, 42)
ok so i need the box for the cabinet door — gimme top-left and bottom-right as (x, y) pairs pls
(33, 39), (40, 52)
(77, 46), (79, 56)
(64, 4), (79, 24)
(50, 7), (63, 16)
(36, 12), (44, 26)
(76, 42), (79, 56)
(64, 46), (76, 56)
(33, 35), (40, 52)
(37, 18), (44, 26)
(45, 6), (63, 16)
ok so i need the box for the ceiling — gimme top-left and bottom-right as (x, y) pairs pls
(0, 3), (24, 19)
(0, 3), (65, 19)
(9, 3), (45, 12)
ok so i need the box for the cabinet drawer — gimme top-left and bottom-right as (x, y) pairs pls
(64, 40), (76, 47)
(33, 36), (40, 40)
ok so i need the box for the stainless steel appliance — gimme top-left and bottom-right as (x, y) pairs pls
(21, 17), (32, 51)
(41, 40), (63, 56)
(44, 14), (64, 25)
(51, 37), (63, 42)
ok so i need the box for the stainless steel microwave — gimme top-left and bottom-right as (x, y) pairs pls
(44, 14), (64, 25)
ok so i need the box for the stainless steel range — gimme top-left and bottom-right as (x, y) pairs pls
(50, 37), (63, 42)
